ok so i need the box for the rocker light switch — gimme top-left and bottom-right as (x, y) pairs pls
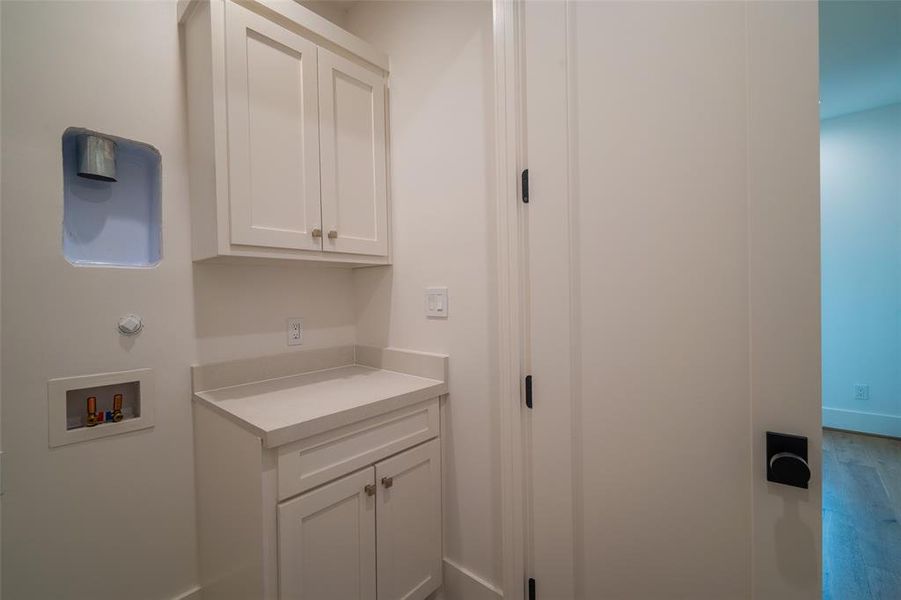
(425, 288), (448, 318)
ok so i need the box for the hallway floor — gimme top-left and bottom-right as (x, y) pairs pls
(823, 429), (901, 599)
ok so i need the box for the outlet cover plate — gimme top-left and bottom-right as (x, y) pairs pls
(854, 383), (869, 401)
(287, 318), (303, 346)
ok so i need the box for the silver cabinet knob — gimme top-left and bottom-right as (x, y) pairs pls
(328, 229), (338, 239)
(381, 476), (393, 489)
(311, 228), (322, 238)
(364, 484), (376, 497)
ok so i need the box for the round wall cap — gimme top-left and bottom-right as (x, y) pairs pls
(117, 314), (144, 336)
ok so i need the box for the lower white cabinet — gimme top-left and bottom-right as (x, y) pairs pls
(278, 439), (441, 600)
(193, 396), (443, 600)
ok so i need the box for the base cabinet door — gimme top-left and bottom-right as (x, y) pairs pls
(278, 467), (376, 600)
(375, 439), (442, 600)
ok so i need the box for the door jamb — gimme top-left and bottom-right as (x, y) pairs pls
(492, 1), (526, 599)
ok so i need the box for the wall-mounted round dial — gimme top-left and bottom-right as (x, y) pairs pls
(117, 314), (144, 336)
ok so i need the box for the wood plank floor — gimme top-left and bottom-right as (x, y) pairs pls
(823, 429), (901, 600)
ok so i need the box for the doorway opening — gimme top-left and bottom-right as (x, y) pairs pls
(819, 2), (901, 597)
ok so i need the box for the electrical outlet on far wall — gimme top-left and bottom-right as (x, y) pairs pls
(854, 383), (869, 401)
(287, 318), (303, 346)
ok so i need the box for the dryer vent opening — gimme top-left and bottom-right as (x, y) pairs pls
(76, 134), (117, 182)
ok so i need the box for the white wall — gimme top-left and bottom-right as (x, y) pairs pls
(0, 2), (355, 598)
(300, 1), (350, 28)
(345, 1), (502, 592)
(821, 102), (901, 437)
(193, 263), (355, 364)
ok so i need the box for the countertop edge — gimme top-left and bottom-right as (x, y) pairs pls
(193, 368), (448, 449)
(192, 392), (268, 442)
(263, 379), (447, 448)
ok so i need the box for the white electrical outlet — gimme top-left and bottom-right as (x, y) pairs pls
(287, 318), (303, 346)
(854, 383), (869, 401)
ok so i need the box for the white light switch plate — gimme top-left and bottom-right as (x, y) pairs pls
(425, 287), (448, 318)
(287, 318), (303, 346)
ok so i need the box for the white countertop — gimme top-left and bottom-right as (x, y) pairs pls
(193, 364), (447, 448)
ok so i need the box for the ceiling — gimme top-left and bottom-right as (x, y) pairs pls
(819, 0), (901, 120)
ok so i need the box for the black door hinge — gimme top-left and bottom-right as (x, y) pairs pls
(524, 375), (533, 409)
(521, 169), (529, 203)
(528, 577), (536, 600)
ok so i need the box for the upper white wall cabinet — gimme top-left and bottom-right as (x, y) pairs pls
(181, 0), (390, 266)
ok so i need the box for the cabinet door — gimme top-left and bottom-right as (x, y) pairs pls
(376, 439), (442, 600)
(225, 1), (322, 251)
(318, 48), (389, 256)
(278, 467), (376, 600)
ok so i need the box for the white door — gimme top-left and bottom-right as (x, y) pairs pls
(278, 467), (376, 600)
(225, 1), (322, 251)
(524, 2), (821, 599)
(318, 47), (389, 256)
(375, 439), (442, 600)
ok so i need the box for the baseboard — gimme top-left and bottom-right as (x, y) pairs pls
(436, 558), (503, 600)
(177, 562), (502, 600)
(823, 407), (901, 438)
(172, 586), (202, 600)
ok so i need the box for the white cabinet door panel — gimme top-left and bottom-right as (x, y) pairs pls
(225, 1), (322, 250)
(376, 440), (442, 600)
(318, 48), (388, 256)
(278, 467), (376, 600)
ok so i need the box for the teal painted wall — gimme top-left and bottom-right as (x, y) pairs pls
(821, 102), (901, 436)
